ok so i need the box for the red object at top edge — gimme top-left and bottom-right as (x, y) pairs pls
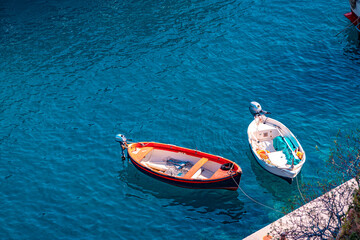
(345, 11), (359, 25)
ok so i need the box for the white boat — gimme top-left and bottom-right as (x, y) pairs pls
(247, 102), (306, 182)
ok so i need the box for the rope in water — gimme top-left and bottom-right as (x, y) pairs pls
(231, 173), (309, 214)
(335, 16), (360, 37)
(296, 174), (307, 204)
(230, 174), (284, 215)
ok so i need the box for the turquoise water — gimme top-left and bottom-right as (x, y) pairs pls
(1, 0), (360, 239)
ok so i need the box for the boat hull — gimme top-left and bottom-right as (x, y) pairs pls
(249, 144), (299, 183)
(127, 142), (242, 191)
(247, 117), (306, 181)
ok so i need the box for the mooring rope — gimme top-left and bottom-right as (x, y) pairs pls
(335, 16), (360, 37)
(296, 175), (307, 204)
(230, 174), (284, 215)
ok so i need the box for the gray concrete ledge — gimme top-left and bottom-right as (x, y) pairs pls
(244, 178), (358, 240)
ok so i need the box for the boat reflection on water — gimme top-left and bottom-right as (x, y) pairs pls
(117, 162), (245, 223)
(247, 150), (302, 202)
(343, 32), (360, 62)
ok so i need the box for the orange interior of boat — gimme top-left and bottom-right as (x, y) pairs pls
(129, 143), (239, 180)
(210, 168), (231, 179)
(130, 147), (153, 163)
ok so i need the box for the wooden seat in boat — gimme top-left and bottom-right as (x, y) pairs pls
(131, 147), (153, 163)
(210, 168), (229, 179)
(183, 157), (208, 179)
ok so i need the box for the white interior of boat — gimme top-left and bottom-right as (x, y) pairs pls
(140, 149), (222, 180)
(249, 117), (303, 169)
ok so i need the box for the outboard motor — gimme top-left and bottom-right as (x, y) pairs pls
(115, 134), (127, 144)
(115, 134), (128, 160)
(249, 101), (270, 117)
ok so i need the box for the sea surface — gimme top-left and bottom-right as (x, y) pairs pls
(1, 0), (360, 239)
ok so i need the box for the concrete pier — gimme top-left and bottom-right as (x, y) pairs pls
(244, 178), (358, 240)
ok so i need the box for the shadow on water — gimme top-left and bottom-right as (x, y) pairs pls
(344, 28), (360, 63)
(117, 161), (246, 223)
(246, 150), (301, 201)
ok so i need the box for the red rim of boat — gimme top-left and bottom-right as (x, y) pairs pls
(127, 142), (242, 190)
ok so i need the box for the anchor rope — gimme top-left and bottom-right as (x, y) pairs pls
(230, 172), (309, 215)
(296, 175), (307, 204)
(230, 174), (284, 215)
(335, 16), (360, 37)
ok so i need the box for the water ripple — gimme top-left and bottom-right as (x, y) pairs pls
(1, 0), (359, 239)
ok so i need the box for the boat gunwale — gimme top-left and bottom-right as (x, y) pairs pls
(127, 142), (242, 184)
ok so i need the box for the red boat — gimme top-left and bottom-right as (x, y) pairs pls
(116, 135), (242, 191)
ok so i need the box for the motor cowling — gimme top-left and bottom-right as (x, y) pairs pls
(249, 101), (271, 117)
(249, 101), (263, 116)
(115, 134), (127, 144)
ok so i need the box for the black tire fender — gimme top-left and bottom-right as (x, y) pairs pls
(221, 163), (234, 171)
